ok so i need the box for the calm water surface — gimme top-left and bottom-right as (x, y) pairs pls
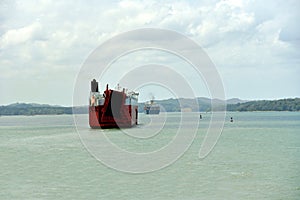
(0, 112), (299, 199)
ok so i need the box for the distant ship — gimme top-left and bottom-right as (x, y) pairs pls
(144, 99), (160, 115)
(89, 79), (139, 128)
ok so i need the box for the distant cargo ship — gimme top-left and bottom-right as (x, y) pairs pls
(89, 79), (139, 128)
(144, 99), (160, 114)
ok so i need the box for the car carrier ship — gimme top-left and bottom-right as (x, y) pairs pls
(89, 79), (139, 128)
(144, 98), (160, 115)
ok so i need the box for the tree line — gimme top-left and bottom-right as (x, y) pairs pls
(0, 98), (299, 116)
(226, 98), (300, 112)
(0, 106), (73, 115)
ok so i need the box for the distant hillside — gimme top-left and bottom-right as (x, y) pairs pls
(226, 98), (248, 104)
(6, 102), (60, 108)
(138, 97), (247, 112)
(0, 103), (72, 115)
(0, 103), (87, 116)
(139, 98), (299, 112)
(227, 98), (300, 112)
(0, 98), (299, 116)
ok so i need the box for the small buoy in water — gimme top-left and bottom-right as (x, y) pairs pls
(230, 117), (233, 122)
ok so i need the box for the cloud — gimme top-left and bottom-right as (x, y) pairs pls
(0, 0), (299, 105)
(0, 22), (42, 48)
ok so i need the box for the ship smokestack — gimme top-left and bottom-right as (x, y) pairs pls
(91, 79), (99, 92)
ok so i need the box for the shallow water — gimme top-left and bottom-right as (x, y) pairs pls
(0, 112), (299, 199)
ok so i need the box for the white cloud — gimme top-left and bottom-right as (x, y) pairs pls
(0, 0), (299, 105)
(0, 22), (42, 48)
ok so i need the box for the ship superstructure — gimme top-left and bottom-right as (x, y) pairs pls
(144, 98), (160, 115)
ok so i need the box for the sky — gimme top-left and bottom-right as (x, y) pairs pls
(0, 0), (299, 106)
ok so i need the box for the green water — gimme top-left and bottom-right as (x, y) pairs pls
(0, 112), (299, 199)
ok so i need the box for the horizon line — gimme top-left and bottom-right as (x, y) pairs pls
(1, 96), (299, 107)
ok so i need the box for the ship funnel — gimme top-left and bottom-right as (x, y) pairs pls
(91, 79), (99, 92)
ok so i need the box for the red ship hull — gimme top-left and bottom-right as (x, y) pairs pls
(89, 80), (138, 129)
(89, 105), (138, 128)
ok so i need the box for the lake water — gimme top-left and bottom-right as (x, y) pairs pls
(0, 112), (299, 199)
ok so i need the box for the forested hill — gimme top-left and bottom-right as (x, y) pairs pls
(226, 98), (300, 111)
(0, 103), (86, 116)
(0, 98), (299, 116)
(142, 97), (300, 112)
